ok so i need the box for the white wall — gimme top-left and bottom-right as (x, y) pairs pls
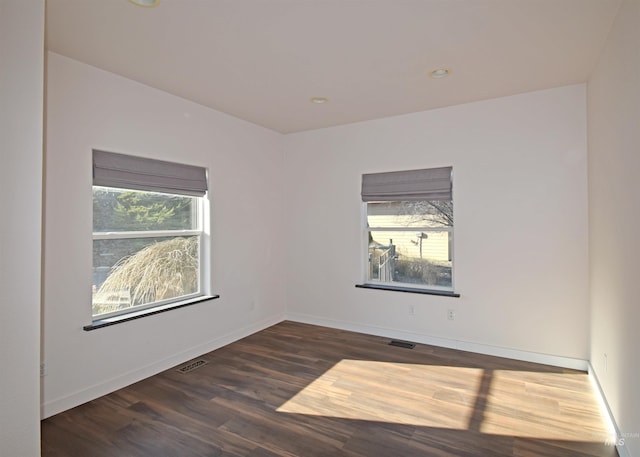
(0, 1), (44, 455)
(588, 0), (640, 454)
(42, 52), (286, 417)
(284, 85), (590, 365)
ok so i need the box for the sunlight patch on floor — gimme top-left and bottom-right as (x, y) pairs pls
(480, 370), (615, 442)
(277, 360), (483, 430)
(276, 360), (614, 443)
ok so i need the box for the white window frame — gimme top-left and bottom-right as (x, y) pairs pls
(92, 187), (206, 320)
(363, 202), (454, 292)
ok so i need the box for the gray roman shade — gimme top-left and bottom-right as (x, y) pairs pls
(361, 166), (452, 202)
(93, 150), (208, 197)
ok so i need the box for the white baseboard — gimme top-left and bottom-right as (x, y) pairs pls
(42, 313), (284, 418)
(588, 364), (632, 457)
(285, 312), (588, 371)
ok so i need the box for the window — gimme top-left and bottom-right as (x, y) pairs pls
(361, 167), (454, 293)
(91, 150), (208, 319)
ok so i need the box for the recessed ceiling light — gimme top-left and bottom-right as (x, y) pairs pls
(430, 68), (451, 79)
(310, 97), (329, 104)
(128, 0), (160, 7)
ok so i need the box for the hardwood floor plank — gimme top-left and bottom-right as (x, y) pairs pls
(42, 321), (617, 457)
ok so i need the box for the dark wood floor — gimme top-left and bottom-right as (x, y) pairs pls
(41, 321), (618, 457)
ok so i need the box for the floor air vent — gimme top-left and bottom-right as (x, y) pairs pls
(389, 340), (415, 349)
(177, 359), (208, 374)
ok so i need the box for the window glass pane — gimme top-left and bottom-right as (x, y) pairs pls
(368, 230), (452, 288)
(367, 201), (453, 228)
(93, 186), (197, 232)
(92, 236), (199, 316)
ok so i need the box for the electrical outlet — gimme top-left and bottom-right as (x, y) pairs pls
(409, 305), (415, 315)
(447, 309), (456, 321)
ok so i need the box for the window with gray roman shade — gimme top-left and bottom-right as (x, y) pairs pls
(359, 165), (457, 295)
(361, 166), (452, 202)
(90, 149), (215, 326)
(93, 149), (208, 197)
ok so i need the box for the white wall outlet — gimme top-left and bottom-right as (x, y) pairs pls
(409, 305), (415, 315)
(447, 309), (456, 321)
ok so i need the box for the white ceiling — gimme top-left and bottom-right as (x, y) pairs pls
(46, 0), (620, 134)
